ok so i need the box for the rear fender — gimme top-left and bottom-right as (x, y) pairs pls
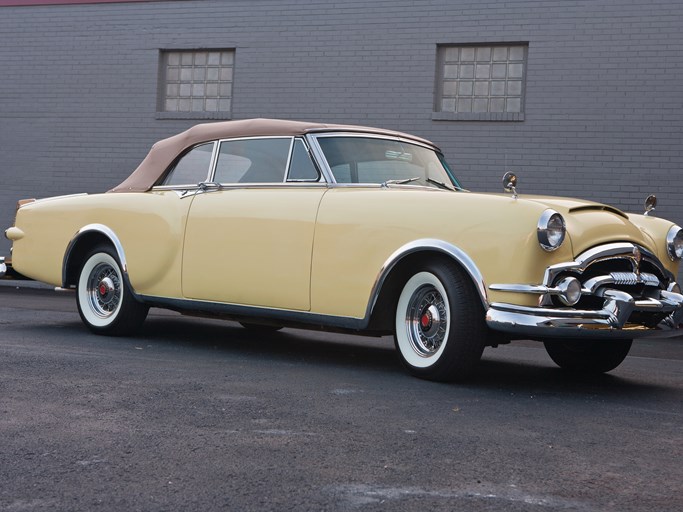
(62, 224), (133, 293)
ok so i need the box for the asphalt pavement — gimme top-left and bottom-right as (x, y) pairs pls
(1, 286), (681, 512)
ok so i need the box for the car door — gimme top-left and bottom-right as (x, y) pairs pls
(182, 137), (326, 310)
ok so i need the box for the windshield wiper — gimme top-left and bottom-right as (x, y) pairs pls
(381, 176), (420, 188)
(426, 177), (457, 191)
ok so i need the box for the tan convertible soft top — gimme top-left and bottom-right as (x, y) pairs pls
(110, 118), (439, 193)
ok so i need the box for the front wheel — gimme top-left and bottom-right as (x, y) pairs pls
(394, 263), (486, 382)
(543, 340), (632, 374)
(76, 245), (148, 336)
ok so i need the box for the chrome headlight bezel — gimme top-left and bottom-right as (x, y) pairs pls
(537, 210), (566, 252)
(666, 224), (683, 261)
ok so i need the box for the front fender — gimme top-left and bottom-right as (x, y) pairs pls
(366, 238), (489, 318)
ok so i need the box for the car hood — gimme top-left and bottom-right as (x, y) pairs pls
(519, 194), (653, 255)
(523, 195), (627, 218)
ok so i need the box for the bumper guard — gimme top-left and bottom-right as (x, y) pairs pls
(486, 242), (683, 340)
(486, 288), (683, 339)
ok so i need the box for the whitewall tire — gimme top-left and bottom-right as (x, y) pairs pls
(394, 262), (487, 382)
(395, 272), (451, 369)
(76, 245), (148, 336)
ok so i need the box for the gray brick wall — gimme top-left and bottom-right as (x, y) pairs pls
(1, 0), (682, 279)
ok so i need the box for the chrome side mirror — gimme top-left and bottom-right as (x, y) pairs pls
(503, 171), (518, 199)
(644, 194), (657, 216)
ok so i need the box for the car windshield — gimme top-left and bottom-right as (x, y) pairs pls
(316, 136), (462, 190)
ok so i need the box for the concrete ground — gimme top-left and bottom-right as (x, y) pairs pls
(1, 285), (681, 512)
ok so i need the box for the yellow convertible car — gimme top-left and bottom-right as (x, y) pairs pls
(4, 119), (683, 381)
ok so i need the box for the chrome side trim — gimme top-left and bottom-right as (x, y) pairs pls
(61, 224), (132, 291)
(366, 239), (488, 320)
(114, 239), (485, 333)
(154, 183), (329, 193)
(139, 295), (367, 331)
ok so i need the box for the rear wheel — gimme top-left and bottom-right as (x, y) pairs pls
(76, 245), (148, 336)
(543, 340), (632, 374)
(394, 262), (486, 382)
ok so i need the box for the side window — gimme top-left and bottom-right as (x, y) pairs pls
(287, 139), (320, 181)
(330, 164), (352, 183)
(163, 142), (214, 186)
(214, 138), (291, 183)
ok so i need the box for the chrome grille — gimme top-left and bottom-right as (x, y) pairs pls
(541, 243), (673, 311)
(609, 272), (659, 287)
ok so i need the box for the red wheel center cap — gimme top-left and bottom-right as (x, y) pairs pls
(99, 283), (108, 296)
(420, 312), (431, 329)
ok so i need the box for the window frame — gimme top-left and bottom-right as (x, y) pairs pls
(156, 141), (218, 188)
(211, 136), (295, 185)
(156, 48), (235, 121)
(154, 136), (324, 190)
(433, 43), (528, 122)
(308, 132), (460, 189)
(285, 138), (322, 183)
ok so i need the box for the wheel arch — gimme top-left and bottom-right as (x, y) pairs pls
(365, 239), (488, 331)
(62, 224), (130, 289)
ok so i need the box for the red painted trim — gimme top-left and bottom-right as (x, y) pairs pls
(0, 0), (178, 6)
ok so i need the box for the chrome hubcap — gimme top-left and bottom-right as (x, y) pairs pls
(87, 263), (121, 318)
(406, 285), (448, 357)
(98, 277), (115, 301)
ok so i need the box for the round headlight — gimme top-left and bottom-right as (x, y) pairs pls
(666, 225), (683, 261)
(537, 210), (566, 252)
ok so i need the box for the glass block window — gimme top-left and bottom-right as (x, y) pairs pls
(436, 44), (527, 119)
(160, 49), (234, 114)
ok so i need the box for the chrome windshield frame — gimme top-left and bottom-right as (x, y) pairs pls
(306, 132), (459, 190)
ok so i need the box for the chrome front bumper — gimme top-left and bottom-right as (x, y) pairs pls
(486, 290), (683, 339)
(0, 257), (5, 278)
(486, 242), (683, 340)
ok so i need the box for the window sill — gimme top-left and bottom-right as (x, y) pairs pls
(155, 111), (233, 120)
(432, 112), (524, 122)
